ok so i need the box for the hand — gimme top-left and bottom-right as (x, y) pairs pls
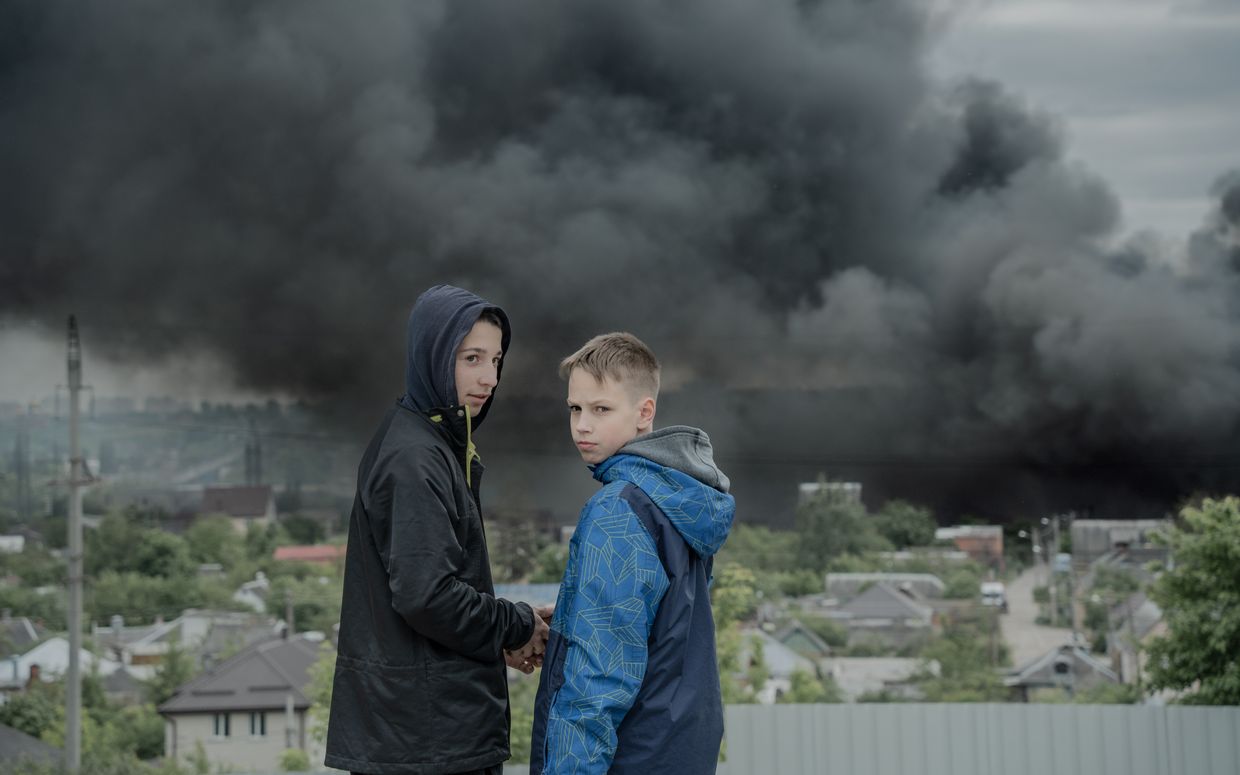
(534, 604), (554, 623)
(505, 649), (540, 674)
(511, 609), (550, 660)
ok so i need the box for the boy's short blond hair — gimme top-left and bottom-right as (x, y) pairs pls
(559, 332), (660, 399)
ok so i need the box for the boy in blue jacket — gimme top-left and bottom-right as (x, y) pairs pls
(530, 332), (735, 774)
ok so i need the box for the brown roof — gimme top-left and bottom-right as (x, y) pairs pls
(273, 545), (347, 563)
(159, 634), (323, 715)
(201, 486), (272, 518)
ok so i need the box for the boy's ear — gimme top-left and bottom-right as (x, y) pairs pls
(637, 397), (656, 433)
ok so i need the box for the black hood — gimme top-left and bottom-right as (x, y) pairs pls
(400, 284), (511, 429)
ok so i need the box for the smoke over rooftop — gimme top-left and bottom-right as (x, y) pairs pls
(2, 0), (1239, 519)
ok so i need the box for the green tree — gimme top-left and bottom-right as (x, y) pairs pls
(0, 688), (60, 739)
(713, 564), (759, 705)
(873, 500), (937, 549)
(281, 514), (324, 545)
(508, 673), (540, 763)
(133, 531), (193, 578)
(778, 669), (844, 704)
(186, 515), (244, 568)
(942, 565), (983, 599)
(717, 524), (799, 572)
(915, 610), (1008, 702)
(245, 521), (281, 562)
(1145, 497), (1240, 704)
(712, 565), (758, 627)
(795, 487), (889, 572)
(109, 705), (166, 760)
(279, 748), (310, 771)
(529, 543), (569, 583)
(306, 642), (336, 744)
(145, 638), (198, 706)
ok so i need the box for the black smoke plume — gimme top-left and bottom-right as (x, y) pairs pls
(3, 0), (1239, 521)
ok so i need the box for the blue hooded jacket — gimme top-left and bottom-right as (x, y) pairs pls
(530, 426), (735, 775)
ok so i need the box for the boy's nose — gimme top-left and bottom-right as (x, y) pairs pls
(480, 367), (498, 387)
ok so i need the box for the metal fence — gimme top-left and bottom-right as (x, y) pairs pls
(723, 703), (1240, 775)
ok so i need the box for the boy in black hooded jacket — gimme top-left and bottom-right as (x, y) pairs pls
(326, 285), (549, 775)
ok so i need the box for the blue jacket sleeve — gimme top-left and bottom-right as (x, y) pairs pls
(542, 495), (670, 774)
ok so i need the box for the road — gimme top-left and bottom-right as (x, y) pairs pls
(1000, 565), (1074, 668)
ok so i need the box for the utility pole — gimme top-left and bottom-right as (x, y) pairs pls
(65, 316), (84, 772)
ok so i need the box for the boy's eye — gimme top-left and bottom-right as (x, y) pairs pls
(595, 407), (609, 414)
(568, 406), (580, 414)
(464, 354), (478, 363)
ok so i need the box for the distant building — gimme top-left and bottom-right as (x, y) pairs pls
(201, 485), (276, 534)
(825, 572), (945, 600)
(159, 633), (326, 773)
(828, 582), (935, 651)
(5, 637), (122, 692)
(0, 536), (25, 554)
(935, 525), (1004, 571)
(822, 657), (935, 702)
(94, 397), (138, 415)
(1, 611), (43, 654)
(1106, 591), (1166, 685)
(144, 396), (191, 414)
(1004, 643), (1119, 701)
(92, 609), (281, 677)
(1071, 519), (1169, 566)
(737, 628), (819, 704)
(772, 619), (832, 660)
(798, 481), (863, 506)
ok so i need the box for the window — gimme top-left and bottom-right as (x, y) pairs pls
(249, 712), (266, 737)
(213, 713), (230, 737)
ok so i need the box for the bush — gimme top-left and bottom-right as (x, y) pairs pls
(279, 748), (311, 772)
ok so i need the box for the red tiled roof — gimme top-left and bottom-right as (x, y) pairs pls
(273, 545), (346, 563)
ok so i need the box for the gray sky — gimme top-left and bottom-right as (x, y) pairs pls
(930, 0), (1240, 244)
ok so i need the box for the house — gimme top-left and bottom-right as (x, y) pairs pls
(825, 572), (945, 600)
(1071, 519), (1169, 566)
(2, 637), (124, 697)
(935, 525), (1004, 571)
(829, 582), (935, 650)
(0, 535), (26, 554)
(272, 544), (347, 566)
(1107, 591), (1166, 684)
(0, 722), (60, 768)
(93, 609), (282, 677)
(773, 619), (832, 660)
(159, 633), (326, 772)
(201, 485), (276, 533)
(737, 628), (819, 704)
(1, 611), (43, 654)
(1004, 643), (1120, 701)
(821, 657), (936, 702)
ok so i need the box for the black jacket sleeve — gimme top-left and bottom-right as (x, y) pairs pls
(368, 444), (535, 660)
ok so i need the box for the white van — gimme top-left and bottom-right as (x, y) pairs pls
(980, 581), (1008, 613)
